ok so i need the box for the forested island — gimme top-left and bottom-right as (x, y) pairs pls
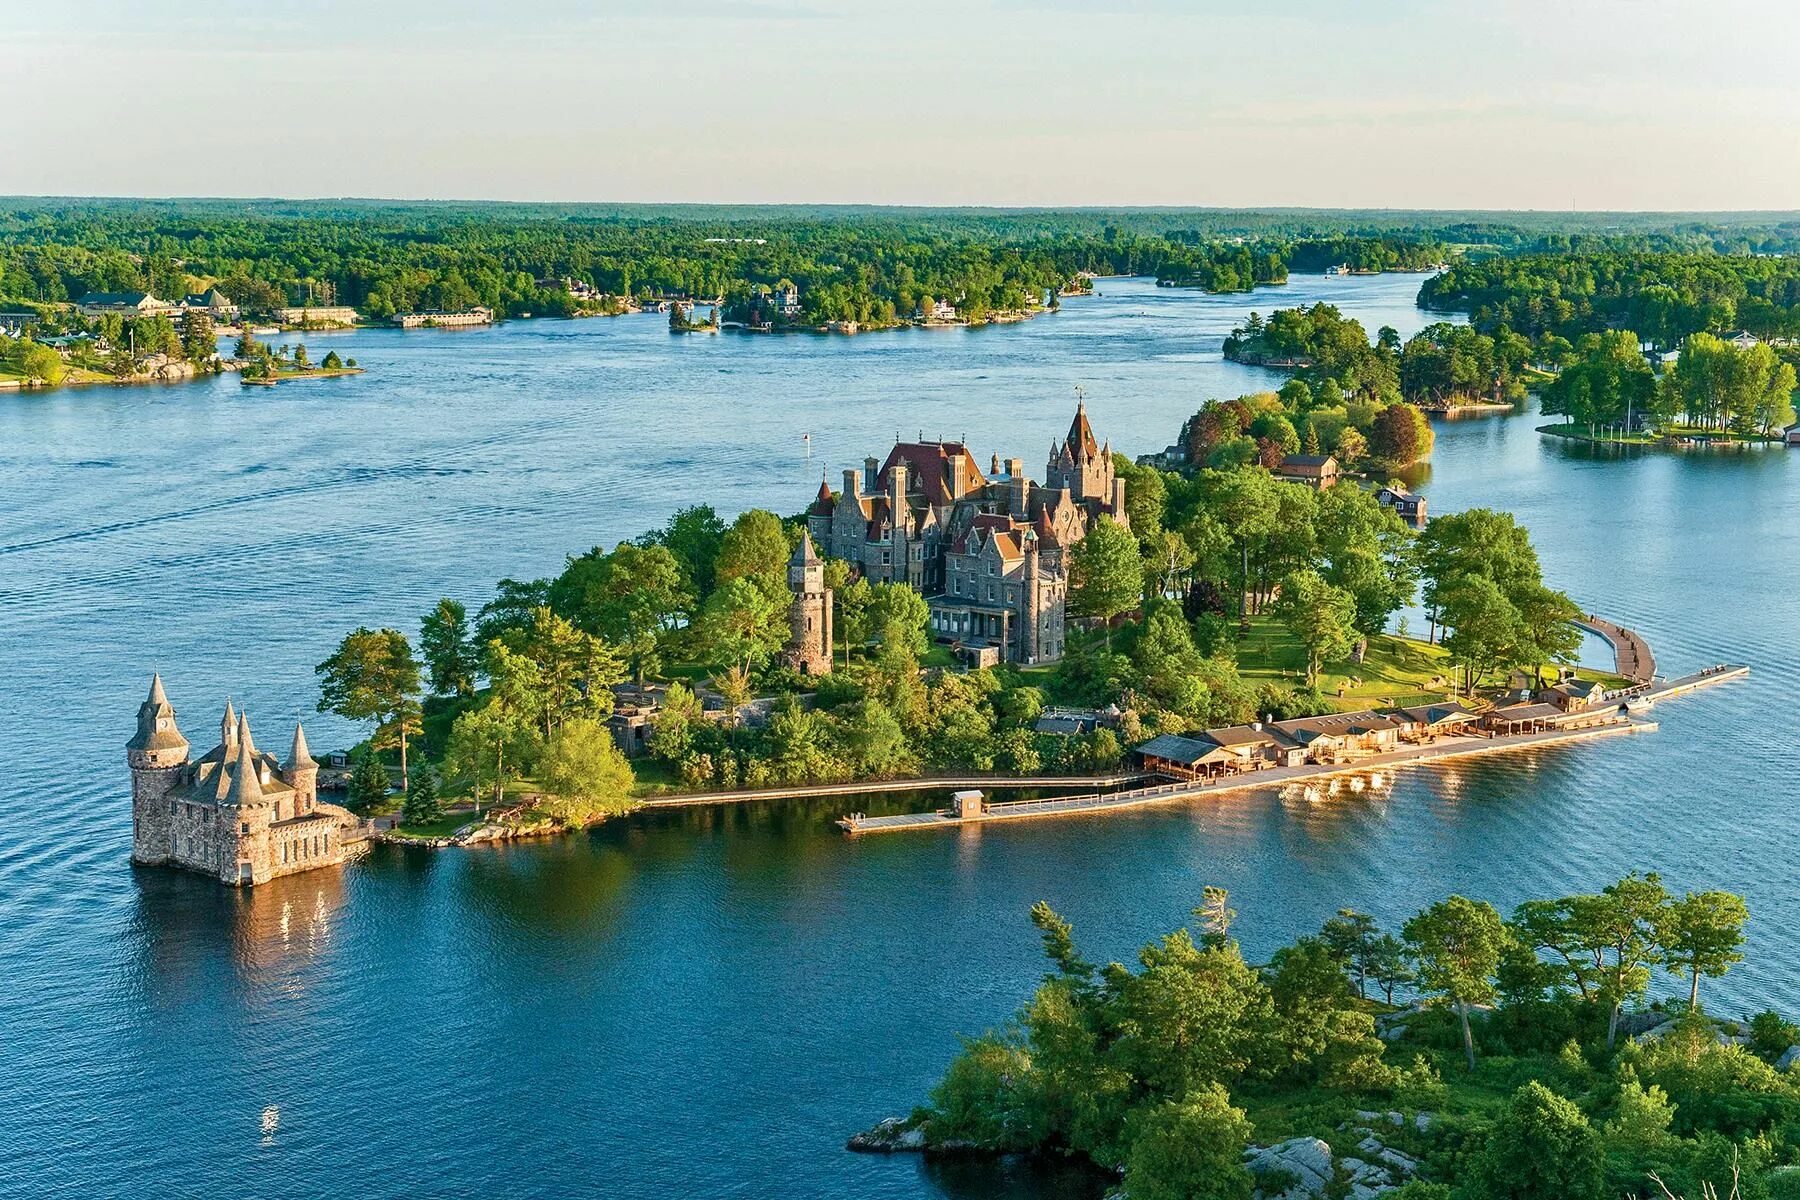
(1419, 250), (1800, 444)
(309, 424), (1594, 844)
(855, 877), (1800, 1200)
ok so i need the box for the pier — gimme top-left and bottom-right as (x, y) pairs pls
(1576, 615), (1656, 683)
(838, 664), (1747, 836)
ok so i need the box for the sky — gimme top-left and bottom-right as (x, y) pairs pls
(4, 0), (1798, 210)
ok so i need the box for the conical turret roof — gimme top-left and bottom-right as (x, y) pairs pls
(1065, 401), (1100, 459)
(127, 673), (188, 753)
(236, 710), (256, 757)
(789, 527), (820, 566)
(224, 727), (265, 807)
(285, 722), (318, 772)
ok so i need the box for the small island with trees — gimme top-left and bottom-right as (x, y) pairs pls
(851, 875), (1799, 1200)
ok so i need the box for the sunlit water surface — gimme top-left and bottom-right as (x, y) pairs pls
(1, 275), (1792, 1198)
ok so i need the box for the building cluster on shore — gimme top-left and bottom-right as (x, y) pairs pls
(74, 289), (240, 326)
(1134, 669), (1626, 782)
(805, 402), (1126, 666)
(128, 676), (367, 886)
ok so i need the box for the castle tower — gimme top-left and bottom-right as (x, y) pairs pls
(783, 529), (833, 676)
(285, 723), (319, 814)
(128, 674), (190, 865)
(1046, 400), (1116, 505)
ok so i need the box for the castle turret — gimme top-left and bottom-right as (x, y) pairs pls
(127, 674), (189, 768)
(285, 723), (319, 813)
(224, 724), (266, 808)
(783, 529), (833, 676)
(128, 675), (190, 865)
(220, 698), (237, 757)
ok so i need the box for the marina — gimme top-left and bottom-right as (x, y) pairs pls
(838, 665), (1748, 835)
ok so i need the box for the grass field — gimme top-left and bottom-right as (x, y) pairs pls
(1234, 617), (1626, 711)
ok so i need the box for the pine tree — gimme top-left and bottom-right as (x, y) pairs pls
(348, 748), (391, 810)
(404, 764), (443, 826)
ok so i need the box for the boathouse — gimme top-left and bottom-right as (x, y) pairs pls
(1274, 454), (1340, 490)
(1392, 701), (1478, 739)
(1375, 484), (1426, 528)
(1483, 702), (1562, 734)
(1136, 734), (1244, 779)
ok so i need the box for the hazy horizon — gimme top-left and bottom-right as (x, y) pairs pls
(6, 0), (1798, 210)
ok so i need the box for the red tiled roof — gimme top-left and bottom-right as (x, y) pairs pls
(879, 441), (986, 507)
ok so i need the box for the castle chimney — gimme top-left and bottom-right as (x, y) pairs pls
(1011, 471), (1029, 517)
(888, 462), (907, 527)
(864, 456), (878, 493)
(1006, 456), (1023, 479)
(1112, 477), (1128, 523)
(843, 467), (860, 499)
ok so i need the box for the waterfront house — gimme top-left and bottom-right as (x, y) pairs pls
(1375, 484), (1426, 527)
(1722, 330), (1760, 351)
(78, 291), (175, 319)
(0, 311), (37, 337)
(1785, 421), (1800, 447)
(775, 283), (801, 317)
(1540, 676), (1607, 711)
(393, 307), (494, 329)
(1270, 710), (1405, 761)
(1274, 454), (1340, 490)
(275, 305), (359, 328)
(181, 289), (240, 321)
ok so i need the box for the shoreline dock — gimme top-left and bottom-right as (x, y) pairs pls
(838, 664), (1747, 836)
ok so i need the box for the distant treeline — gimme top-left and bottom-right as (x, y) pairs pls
(1421, 251), (1800, 346)
(7, 200), (1800, 329)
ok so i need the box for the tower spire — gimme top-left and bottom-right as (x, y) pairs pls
(225, 728), (265, 807)
(286, 722), (317, 772)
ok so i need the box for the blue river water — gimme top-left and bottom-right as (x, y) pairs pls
(0, 275), (1793, 1198)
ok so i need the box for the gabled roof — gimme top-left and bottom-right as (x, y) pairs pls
(1395, 701), (1477, 726)
(1488, 702), (1564, 721)
(1276, 454), (1338, 475)
(879, 441), (986, 507)
(1136, 734), (1227, 765)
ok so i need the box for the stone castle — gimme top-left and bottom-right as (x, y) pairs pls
(128, 676), (366, 886)
(804, 402), (1126, 665)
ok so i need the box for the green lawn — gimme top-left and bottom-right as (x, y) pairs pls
(391, 808), (478, 839)
(1236, 619), (1461, 709)
(1234, 617), (1625, 711)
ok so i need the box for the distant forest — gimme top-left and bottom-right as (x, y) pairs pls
(4, 198), (1799, 327)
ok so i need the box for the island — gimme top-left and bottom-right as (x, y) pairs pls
(127, 393), (1744, 860)
(847, 875), (1797, 1200)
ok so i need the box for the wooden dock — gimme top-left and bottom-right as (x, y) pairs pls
(1576, 615), (1657, 683)
(838, 664), (1747, 837)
